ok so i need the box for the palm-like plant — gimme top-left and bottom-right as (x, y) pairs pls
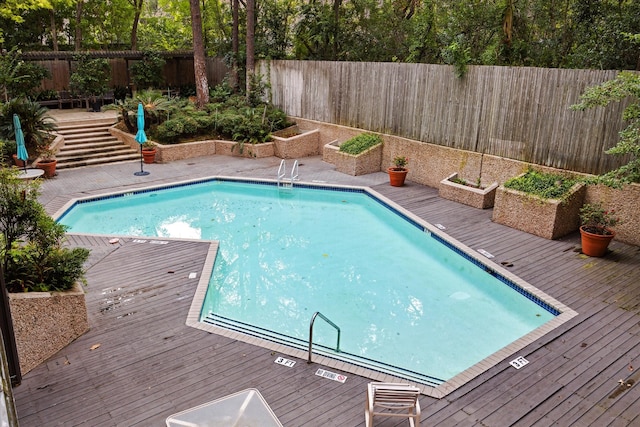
(0, 98), (57, 153)
(105, 90), (175, 132)
(134, 89), (173, 123)
(102, 99), (136, 132)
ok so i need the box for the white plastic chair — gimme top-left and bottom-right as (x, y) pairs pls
(365, 382), (421, 426)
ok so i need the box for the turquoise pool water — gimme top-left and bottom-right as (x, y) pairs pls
(58, 179), (558, 385)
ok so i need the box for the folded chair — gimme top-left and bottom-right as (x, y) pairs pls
(365, 382), (421, 426)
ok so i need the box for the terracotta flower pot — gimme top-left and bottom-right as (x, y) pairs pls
(12, 154), (26, 167)
(579, 225), (615, 257)
(36, 159), (57, 178)
(142, 148), (156, 164)
(388, 167), (408, 187)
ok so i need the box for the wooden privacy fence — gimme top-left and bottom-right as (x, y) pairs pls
(33, 56), (228, 92)
(260, 60), (633, 176)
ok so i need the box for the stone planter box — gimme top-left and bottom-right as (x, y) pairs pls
(439, 173), (499, 209)
(110, 127), (274, 161)
(8, 282), (89, 374)
(323, 141), (382, 176)
(272, 126), (320, 159)
(492, 182), (586, 240)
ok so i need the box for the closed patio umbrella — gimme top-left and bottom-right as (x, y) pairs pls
(13, 114), (28, 172)
(134, 103), (149, 176)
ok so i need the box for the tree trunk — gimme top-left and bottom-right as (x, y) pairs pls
(74, 0), (83, 50)
(130, 0), (144, 51)
(245, 0), (255, 99)
(189, 0), (209, 108)
(230, 0), (239, 91)
(50, 9), (58, 51)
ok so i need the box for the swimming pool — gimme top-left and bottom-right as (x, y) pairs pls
(56, 177), (576, 396)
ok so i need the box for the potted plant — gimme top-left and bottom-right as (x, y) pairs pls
(142, 141), (157, 164)
(388, 155), (409, 187)
(2, 139), (22, 166)
(579, 202), (620, 257)
(35, 145), (57, 178)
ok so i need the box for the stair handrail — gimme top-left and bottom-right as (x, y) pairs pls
(308, 311), (341, 363)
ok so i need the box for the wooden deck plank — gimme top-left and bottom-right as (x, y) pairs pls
(527, 330), (640, 426)
(10, 155), (640, 426)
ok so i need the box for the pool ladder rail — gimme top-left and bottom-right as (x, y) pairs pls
(277, 159), (299, 189)
(308, 311), (341, 364)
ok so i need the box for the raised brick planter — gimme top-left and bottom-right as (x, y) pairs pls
(272, 127), (321, 159)
(323, 141), (382, 176)
(9, 283), (89, 374)
(492, 182), (586, 240)
(439, 173), (498, 209)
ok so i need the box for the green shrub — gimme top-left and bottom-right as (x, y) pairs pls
(46, 247), (90, 291)
(130, 51), (166, 89)
(339, 133), (383, 155)
(503, 169), (577, 200)
(69, 54), (110, 101)
(115, 89), (291, 145)
(1, 139), (16, 163)
(6, 60), (51, 99)
(182, 116), (199, 135)
(246, 73), (269, 107)
(191, 111), (215, 131)
(216, 107), (271, 144)
(6, 242), (90, 293)
(0, 169), (90, 293)
(34, 89), (58, 101)
(209, 80), (233, 103)
(264, 107), (292, 131)
(0, 98), (57, 153)
(113, 85), (129, 101)
(178, 83), (196, 97)
(155, 118), (185, 143)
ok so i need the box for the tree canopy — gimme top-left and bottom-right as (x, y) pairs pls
(1, 0), (638, 72)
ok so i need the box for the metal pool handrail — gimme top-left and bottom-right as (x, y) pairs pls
(308, 311), (341, 364)
(277, 159), (299, 188)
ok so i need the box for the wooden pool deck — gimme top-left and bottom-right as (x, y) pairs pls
(12, 153), (640, 426)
